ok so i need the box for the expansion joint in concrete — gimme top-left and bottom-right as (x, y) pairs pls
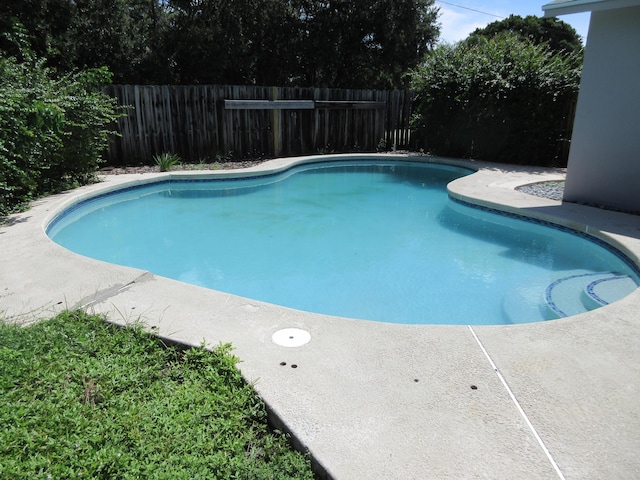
(467, 325), (567, 480)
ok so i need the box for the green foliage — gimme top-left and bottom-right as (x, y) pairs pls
(2, 0), (440, 88)
(468, 14), (584, 57)
(295, 0), (440, 88)
(410, 33), (582, 166)
(0, 310), (314, 479)
(2, 0), (165, 84)
(154, 152), (181, 172)
(0, 34), (121, 215)
(165, 0), (294, 85)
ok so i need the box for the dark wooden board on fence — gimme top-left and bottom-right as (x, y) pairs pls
(104, 85), (413, 164)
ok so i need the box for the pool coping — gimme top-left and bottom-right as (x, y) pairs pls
(2, 153), (640, 479)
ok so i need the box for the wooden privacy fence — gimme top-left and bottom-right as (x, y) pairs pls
(103, 85), (414, 165)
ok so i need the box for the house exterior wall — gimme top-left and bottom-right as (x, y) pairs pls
(563, 5), (640, 212)
(543, 0), (640, 16)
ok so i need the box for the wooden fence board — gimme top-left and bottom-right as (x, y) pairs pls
(103, 85), (413, 165)
(225, 100), (315, 110)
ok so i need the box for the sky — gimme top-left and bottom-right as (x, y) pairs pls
(434, 0), (591, 44)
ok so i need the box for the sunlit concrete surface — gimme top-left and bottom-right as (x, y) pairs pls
(2, 154), (639, 479)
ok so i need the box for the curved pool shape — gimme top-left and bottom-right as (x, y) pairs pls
(47, 160), (640, 325)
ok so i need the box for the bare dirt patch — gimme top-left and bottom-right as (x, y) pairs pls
(99, 160), (267, 175)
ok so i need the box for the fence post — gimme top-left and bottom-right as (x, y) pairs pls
(271, 86), (282, 157)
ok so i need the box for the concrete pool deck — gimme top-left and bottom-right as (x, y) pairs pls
(2, 153), (640, 479)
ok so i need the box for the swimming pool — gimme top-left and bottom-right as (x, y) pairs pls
(47, 159), (640, 325)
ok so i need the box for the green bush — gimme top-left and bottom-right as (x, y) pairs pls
(0, 42), (121, 215)
(410, 33), (582, 166)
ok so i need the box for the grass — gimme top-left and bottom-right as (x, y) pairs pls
(0, 310), (314, 479)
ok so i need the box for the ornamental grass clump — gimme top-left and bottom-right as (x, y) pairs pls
(153, 152), (181, 172)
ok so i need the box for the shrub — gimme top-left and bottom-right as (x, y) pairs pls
(154, 152), (181, 172)
(410, 33), (582, 166)
(0, 38), (122, 215)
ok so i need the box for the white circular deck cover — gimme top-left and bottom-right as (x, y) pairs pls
(272, 328), (311, 347)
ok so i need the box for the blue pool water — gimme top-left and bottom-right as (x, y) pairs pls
(48, 160), (640, 325)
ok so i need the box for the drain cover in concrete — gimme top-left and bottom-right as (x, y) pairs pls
(272, 328), (311, 347)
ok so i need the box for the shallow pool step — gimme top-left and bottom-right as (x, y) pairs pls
(545, 272), (636, 319)
(502, 284), (551, 324)
(581, 274), (638, 311)
(502, 272), (638, 323)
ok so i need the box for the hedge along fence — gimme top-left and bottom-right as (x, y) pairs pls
(410, 35), (581, 167)
(103, 85), (414, 165)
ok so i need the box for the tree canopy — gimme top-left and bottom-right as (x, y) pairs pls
(295, 0), (439, 88)
(1, 0), (441, 88)
(468, 14), (583, 56)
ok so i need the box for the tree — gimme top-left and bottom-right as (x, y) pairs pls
(164, 0), (300, 85)
(165, 0), (440, 87)
(468, 15), (583, 57)
(1, 0), (169, 84)
(1, 1), (50, 58)
(297, 0), (439, 88)
(410, 33), (582, 166)
(247, 1), (303, 86)
(2, 0), (441, 88)
(374, 0), (441, 88)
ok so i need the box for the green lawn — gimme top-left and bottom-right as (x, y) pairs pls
(0, 310), (314, 479)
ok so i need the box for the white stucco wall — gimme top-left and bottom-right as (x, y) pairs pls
(563, 5), (640, 212)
